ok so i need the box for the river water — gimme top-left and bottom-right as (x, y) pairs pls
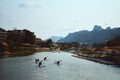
(0, 51), (120, 80)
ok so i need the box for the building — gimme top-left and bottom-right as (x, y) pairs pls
(0, 28), (37, 50)
(7, 29), (36, 47)
(0, 42), (8, 52)
(35, 38), (43, 47)
(0, 28), (7, 42)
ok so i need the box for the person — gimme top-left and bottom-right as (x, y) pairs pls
(38, 60), (43, 67)
(44, 56), (47, 61)
(56, 61), (60, 65)
(35, 59), (39, 63)
(54, 60), (62, 66)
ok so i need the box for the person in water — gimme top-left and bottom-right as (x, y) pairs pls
(38, 60), (43, 67)
(44, 56), (47, 61)
(35, 59), (39, 64)
(57, 61), (60, 65)
(54, 60), (62, 66)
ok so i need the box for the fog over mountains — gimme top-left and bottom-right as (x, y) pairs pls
(57, 25), (120, 45)
(49, 36), (63, 42)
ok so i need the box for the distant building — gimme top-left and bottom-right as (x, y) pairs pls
(0, 28), (38, 49)
(22, 29), (36, 45)
(7, 29), (36, 47)
(7, 30), (23, 46)
(0, 28), (7, 42)
(35, 38), (43, 47)
(0, 42), (8, 52)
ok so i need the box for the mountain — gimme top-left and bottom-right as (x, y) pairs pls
(92, 25), (103, 31)
(58, 25), (120, 45)
(49, 36), (63, 42)
(106, 27), (111, 30)
(107, 35), (120, 46)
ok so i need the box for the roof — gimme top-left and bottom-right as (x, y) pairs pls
(0, 42), (8, 47)
(0, 28), (6, 32)
(21, 43), (33, 47)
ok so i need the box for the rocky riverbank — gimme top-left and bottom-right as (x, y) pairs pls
(72, 54), (116, 65)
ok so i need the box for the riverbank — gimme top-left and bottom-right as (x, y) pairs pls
(0, 47), (61, 58)
(72, 54), (117, 65)
(0, 49), (37, 58)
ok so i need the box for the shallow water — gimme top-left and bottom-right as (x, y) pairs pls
(0, 51), (120, 80)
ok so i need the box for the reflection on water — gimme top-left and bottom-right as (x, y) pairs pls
(0, 51), (120, 80)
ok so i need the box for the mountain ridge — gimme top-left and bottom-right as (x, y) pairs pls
(57, 25), (120, 45)
(49, 36), (63, 42)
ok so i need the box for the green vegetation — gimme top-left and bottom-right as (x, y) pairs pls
(0, 49), (37, 58)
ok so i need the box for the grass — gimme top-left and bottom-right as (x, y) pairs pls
(0, 49), (37, 58)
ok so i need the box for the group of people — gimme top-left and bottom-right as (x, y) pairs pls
(35, 56), (48, 67)
(35, 56), (62, 67)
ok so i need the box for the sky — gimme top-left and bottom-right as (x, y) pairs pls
(0, 0), (120, 39)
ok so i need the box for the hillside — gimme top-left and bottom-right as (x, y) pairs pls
(106, 35), (120, 46)
(49, 36), (63, 42)
(58, 25), (120, 45)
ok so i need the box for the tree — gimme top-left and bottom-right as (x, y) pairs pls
(22, 29), (36, 45)
(46, 39), (53, 47)
(106, 35), (120, 46)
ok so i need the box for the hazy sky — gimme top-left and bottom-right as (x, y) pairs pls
(0, 0), (120, 39)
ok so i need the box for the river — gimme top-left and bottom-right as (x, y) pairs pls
(0, 51), (120, 80)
